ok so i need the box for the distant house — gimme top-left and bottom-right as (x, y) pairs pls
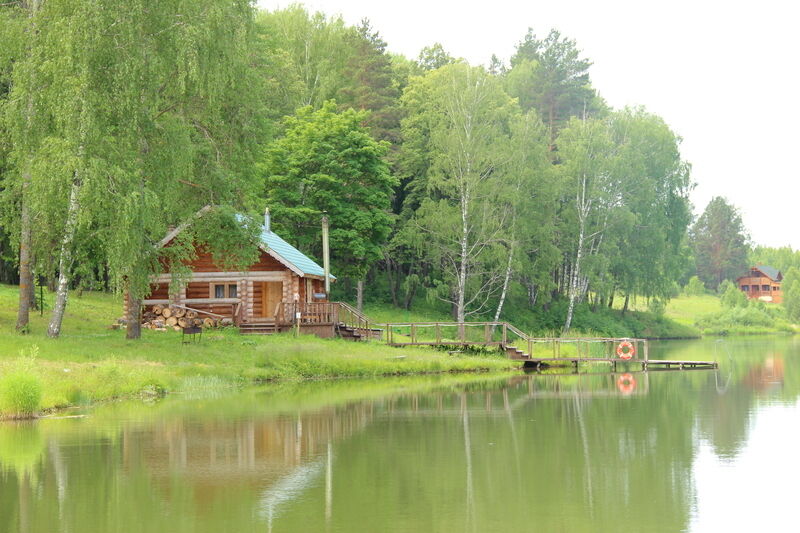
(737, 266), (782, 304)
(124, 208), (337, 334)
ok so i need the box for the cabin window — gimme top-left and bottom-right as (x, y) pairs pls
(774, 286), (780, 292)
(213, 283), (238, 299)
(762, 285), (770, 291)
(741, 285), (749, 291)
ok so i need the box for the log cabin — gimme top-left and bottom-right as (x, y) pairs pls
(737, 265), (783, 304)
(123, 208), (361, 337)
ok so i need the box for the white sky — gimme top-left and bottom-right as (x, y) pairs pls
(258, 0), (800, 248)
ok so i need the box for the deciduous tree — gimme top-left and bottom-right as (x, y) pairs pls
(690, 197), (749, 290)
(262, 102), (396, 309)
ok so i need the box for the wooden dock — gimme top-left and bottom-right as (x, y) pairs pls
(520, 357), (717, 370)
(382, 321), (717, 371)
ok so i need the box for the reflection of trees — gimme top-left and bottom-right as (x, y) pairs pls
(0, 422), (45, 533)
(0, 402), (373, 533)
(280, 376), (698, 532)
(3, 346), (799, 533)
(661, 338), (799, 460)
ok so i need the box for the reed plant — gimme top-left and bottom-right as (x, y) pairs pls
(0, 370), (43, 419)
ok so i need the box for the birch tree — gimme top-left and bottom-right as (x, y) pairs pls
(256, 5), (350, 109)
(402, 64), (518, 321)
(7, 0), (263, 338)
(557, 117), (620, 332)
(492, 111), (553, 323)
(603, 108), (692, 307)
(1, 1), (43, 332)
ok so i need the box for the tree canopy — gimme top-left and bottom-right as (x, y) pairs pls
(0, 1), (713, 336)
(690, 197), (750, 290)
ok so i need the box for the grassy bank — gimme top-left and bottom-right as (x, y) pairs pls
(367, 299), (700, 340)
(0, 285), (516, 417)
(663, 294), (795, 336)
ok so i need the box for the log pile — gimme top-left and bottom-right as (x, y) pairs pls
(140, 305), (231, 331)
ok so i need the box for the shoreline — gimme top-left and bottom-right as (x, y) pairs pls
(0, 332), (521, 419)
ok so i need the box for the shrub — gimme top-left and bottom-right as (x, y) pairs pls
(0, 371), (43, 418)
(694, 305), (788, 334)
(684, 276), (706, 296)
(647, 298), (667, 317)
(720, 281), (747, 308)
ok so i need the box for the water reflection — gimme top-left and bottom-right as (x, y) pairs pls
(1, 338), (799, 533)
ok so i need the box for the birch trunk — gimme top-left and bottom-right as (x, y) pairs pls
(564, 176), (589, 333)
(493, 244), (514, 323)
(356, 279), (364, 313)
(563, 225), (584, 333)
(457, 190), (469, 323)
(16, 194), (33, 332)
(47, 178), (81, 338)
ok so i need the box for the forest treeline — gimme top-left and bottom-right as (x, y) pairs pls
(0, 1), (768, 339)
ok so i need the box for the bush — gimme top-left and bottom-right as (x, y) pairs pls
(720, 280), (747, 308)
(684, 276), (706, 296)
(647, 298), (667, 317)
(694, 305), (789, 335)
(0, 371), (43, 418)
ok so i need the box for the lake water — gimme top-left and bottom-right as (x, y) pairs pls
(1, 337), (799, 532)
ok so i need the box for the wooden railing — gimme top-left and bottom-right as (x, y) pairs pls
(383, 321), (648, 361)
(384, 322), (514, 347)
(270, 301), (374, 340)
(337, 301), (372, 335)
(276, 302), (340, 325)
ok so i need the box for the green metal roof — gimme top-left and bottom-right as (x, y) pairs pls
(260, 228), (334, 280)
(755, 265), (781, 281)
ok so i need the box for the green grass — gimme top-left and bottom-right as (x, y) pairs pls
(0, 284), (517, 416)
(664, 294), (723, 326)
(0, 369), (43, 419)
(661, 293), (794, 336)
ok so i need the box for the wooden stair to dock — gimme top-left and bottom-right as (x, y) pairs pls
(504, 345), (532, 360)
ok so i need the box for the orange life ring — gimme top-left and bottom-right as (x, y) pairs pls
(617, 373), (636, 395)
(616, 340), (635, 360)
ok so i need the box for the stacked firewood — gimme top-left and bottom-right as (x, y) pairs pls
(141, 305), (225, 331)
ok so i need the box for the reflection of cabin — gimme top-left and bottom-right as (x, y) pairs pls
(737, 265), (782, 304)
(124, 209), (351, 337)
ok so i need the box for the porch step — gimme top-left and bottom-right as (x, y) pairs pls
(239, 322), (278, 335)
(337, 324), (363, 341)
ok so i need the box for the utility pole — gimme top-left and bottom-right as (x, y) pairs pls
(322, 214), (330, 296)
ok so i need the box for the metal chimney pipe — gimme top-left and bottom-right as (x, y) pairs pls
(264, 207), (270, 232)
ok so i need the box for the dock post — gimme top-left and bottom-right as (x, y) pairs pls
(643, 340), (649, 362)
(436, 323), (441, 344)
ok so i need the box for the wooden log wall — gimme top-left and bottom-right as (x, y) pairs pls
(135, 242), (327, 323)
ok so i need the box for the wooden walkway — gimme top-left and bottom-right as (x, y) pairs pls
(383, 321), (717, 370)
(521, 357), (717, 370)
